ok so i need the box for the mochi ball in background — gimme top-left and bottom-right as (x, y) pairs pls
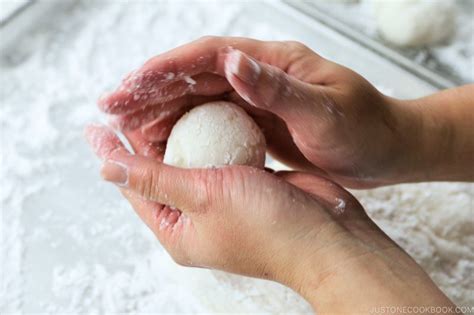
(373, 0), (456, 47)
(163, 101), (266, 169)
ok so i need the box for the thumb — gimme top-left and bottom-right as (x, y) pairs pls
(223, 49), (324, 124)
(100, 154), (224, 214)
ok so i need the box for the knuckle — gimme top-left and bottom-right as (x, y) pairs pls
(194, 168), (226, 210)
(284, 40), (309, 53)
(192, 167), (246, 211)
(170, 252), (190, 267)
(207, 168), (226, 197)
(266, 68), (290, 105)
(197, 35), (220, 45)
(137, 166), (159, 200)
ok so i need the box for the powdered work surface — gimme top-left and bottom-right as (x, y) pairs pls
(1, 1), (472, 312)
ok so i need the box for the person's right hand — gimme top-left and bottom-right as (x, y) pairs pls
(98, 37), (427, 188)
(85, 123), (457, 314)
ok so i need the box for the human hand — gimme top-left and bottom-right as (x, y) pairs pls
(85, 124), (456, 313)
(84, 124), (366, 284)
(98, 36), (425, 188)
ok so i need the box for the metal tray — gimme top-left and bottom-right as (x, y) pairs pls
(285, 0), (469, 89)
(2, 0), (466, 312)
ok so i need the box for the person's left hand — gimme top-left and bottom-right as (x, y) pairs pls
(96, 36), (411, 189)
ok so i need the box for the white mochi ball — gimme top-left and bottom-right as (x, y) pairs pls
(163, 101), (266, 169)
(373, 0), (456, 47)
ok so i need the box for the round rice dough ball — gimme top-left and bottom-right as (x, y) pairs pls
(163, 101), (266, 169)
(374, 0), (456, 47)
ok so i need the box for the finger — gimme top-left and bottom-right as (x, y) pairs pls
(140, 106), (189, 143)
(224, 48), (331, 121)
(108, 97), (188, 131)
(99, 36), (295, 114)
(228, 91), (326, 173)
(122, 129), (165, 160)
(121, 189), (186, 236)
(122, 120), (190, 242)
(137, 36), (291, 81)
(99, 151), (240, 214)
(121, 189), (164, 229)
(122, 125), (187, 236)
(224, 49), (312, 116)
(100, 72), (231, 114)
(85, 124), (180, 233)
(109, 94), (224, 131)
(84, 123), (130, 160)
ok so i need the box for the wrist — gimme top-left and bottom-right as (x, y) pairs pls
(387, 90), (473, 183)
(413, 87), (474, 181)
(277, 222), (373, 311)
(284, 227), (377, 312)
(287, 231), (456, 313)
(381, 95), (457, 184)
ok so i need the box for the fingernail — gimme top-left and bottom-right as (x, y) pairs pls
(225, 49), (261, 86)
(101, 161), (128, 186)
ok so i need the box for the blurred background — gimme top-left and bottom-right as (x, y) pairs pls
(1, 0), (472, 313)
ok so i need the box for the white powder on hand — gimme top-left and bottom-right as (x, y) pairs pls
(2, 1), (472, 312)
(163, 101), (266, 169)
